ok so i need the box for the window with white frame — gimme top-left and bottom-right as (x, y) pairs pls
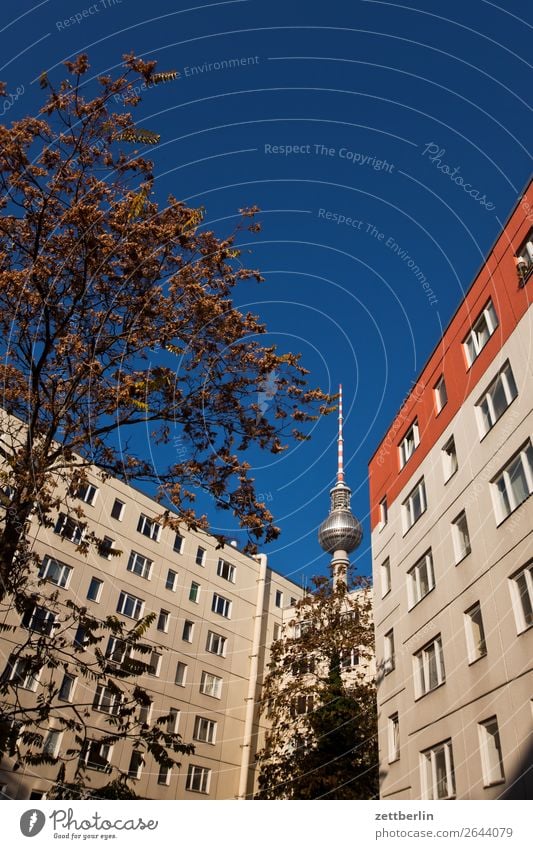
(200, 671), (222, 698)
(402, 479), (427, 532)
(167, 708), (180, 734)
(407, 550), (435, 608)
(442, 435), (458, 482)
(182, 620), (194, 642)
(206, 630), (226, 656)
(147, 650), (162, 677)
(86, 576), (103, 602)
(4, 656), (40, 691)
(99, 536), (115, 559)
(157, 765), (171, 786)
(137, 513), (161, 542)
(38, 555), (72, 589)
(77, 483), (98, 506)
(105, 637), (133, 666)
(139, 699), (152, 725)
(212, 593), (232, 618)
(414, 636), (445, 697)
(476, 361), (518, 437)
(58, 673), (76, 702)
(74, 625), (88, 650)
(157, 609), (170, 632)
(54, 513), (85, 544)
(189, 581), (200, 603)
(379, 497), (388, 528)
(127, 550), (153, 580)
(165, 569), (178, 591)
(478, 717), (505, 785)
(340, 648), (359, 669)
(42, 729), (62, 759)
(516, 228), (533, 284)
(217, 558), (236, 583)
(110, 498), (125, 521)
(509, 561), (533, 633)
(195, 546), (206, 566)
(186, 764), (211, 794)
(290, 694), (314, 717)
(434, 375), (448, 414)
(128, 750), (143, 780)
(175, 661), (187, 687)
(273, 623), (282, 641)
(492, 441), (533, 523)
(421, 740), (455, 799)
(81, 740), (112, 773)
(193, 716), (217, 744)
(399, 419), (420, 469)
(21, 605), (56, 635)
(93, 684), (122, 715)
(275, 589), (283, 608)
(463, 300), (498, 367)
(451, 510), (471, 563)
(381, 557), (391, 597)
(116, 591), (144, 620)
(173, 533), (184, 554)
(384, 629), (395, 674)
(464, 602), (487, 663)
(388, 713), (400, 763)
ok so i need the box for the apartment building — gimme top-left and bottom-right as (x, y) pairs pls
(0, 467), (303, 801)
(369, 180), (533, 800)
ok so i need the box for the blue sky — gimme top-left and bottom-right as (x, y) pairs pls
(2, 0), (532, 586)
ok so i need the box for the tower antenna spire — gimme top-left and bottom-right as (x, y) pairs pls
(337, 383), (344, 483)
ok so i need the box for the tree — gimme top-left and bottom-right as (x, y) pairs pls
(256, 573), (379, 799)
(0, 54), (330, 796)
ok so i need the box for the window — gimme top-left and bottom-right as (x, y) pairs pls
(421, 740), (455, 799)
(58, 673), (76, 702)
(451, 510), (471, 563)
(340, 648), (359, 669)
(200, 671), (222, 698)
(434, 375), (448, 414)
(4, 656), (40, 691)
(74, 625), (88, 649)
(110, 498), (125, 521)
(128, 750), (143, 780)
(21, 604), (56, 635)
(28, 790), (46, 800)
(388, 713), (400, 763)
(137, 513), (161, 542)
(165, 569), (178, 592)
(206, 631), (226, 656)
(193, 716), (217, 744)
(402, 479), (427, 532)
(38, 554), (72, 589)
(478, 718), (505, 786)
(273, 623), (282, 640)
(212, 593), (231, 618)
(158, 765), (172, 786)
(384, 629), (395, 674)
(379, 497), (388, 528)
(167, 708), (180, 734)
(54, 513), (84, 544)
(139, 700), (152, 725)
(217, 558), (236, 583)
(290, 596), (297, 606)
(195, 546), (206, 566)
(77, 483), (98, 506)
(407, 550), (435, 608)
(492, 441), (533, 522)
(81, 741), (112, 773)
(182, 620), (194, 642)
(173, 533), (184, 554)
(175, 661), (187, 687)
(127, 550), (153, 580)
(147, 651), (162, 677)
(381, 557), (391, 597)
(42, 729), (62, 759)
(414, 636), (445, 697)
(442, 436), (458, 482)
(186, 764), (211, 794)
(157, 609), (170, 632)
(189, 581), (200, 603)
(93, 684), (122, 715)
(105, 637), (133, 666)
(516, 229), (533, 285)
(117, 591), (144, 620)
(99, 536), (115, 559)
(509, 562), (533, 633)
(399, 419), (420, 468)
(476, 362), (518, 437)
(292, 655), (316, 676)
(463, 300), (498, 367)
(464, 603), (487, 663)
(87, 576), (103, 602)
(290, 694), (314, 717)
(275, 590), (283, 608)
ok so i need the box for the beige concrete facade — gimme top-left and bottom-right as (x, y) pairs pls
(0, 470), (303, 800)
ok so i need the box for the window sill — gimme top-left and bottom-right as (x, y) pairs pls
(454, 549), (471, 566)
(467, 652), (488, 667)
(443, 468), (458, 485)
(408, 587), (435, 611)
(495, 491), (532, 528)
(482, 779), (506, 789)
(516, 621), (533, 636)
(414, 681), (446, 702)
